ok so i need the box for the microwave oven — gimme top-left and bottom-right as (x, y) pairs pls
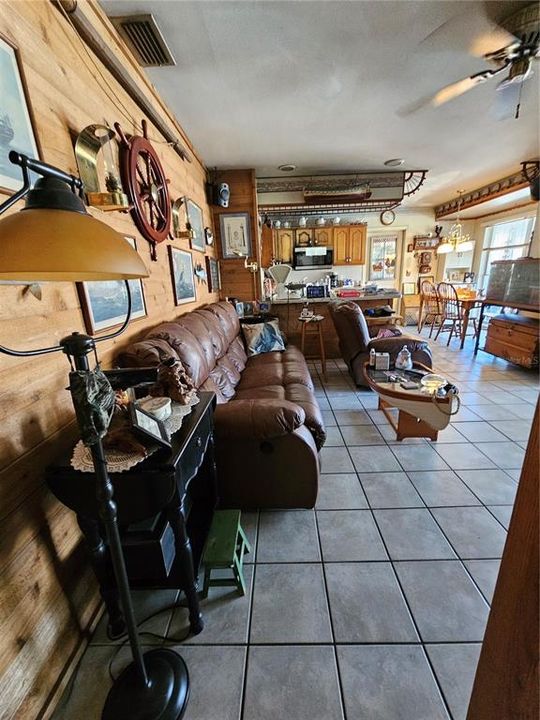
(293, 246), (333, 269)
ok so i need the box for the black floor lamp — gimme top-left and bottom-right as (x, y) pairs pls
(0, 152), (189, 720)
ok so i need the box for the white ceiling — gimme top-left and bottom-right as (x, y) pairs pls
(101, 0), (539, 206)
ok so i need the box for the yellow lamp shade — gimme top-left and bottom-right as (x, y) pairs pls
(0, 208), (148, 281)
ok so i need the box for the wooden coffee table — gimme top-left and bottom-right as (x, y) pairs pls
(363, 362), (453, 441)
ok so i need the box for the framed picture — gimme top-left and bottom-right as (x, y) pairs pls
(0, 36), (40, 193)
(205, 256), (221, 293)
(168, 246), (196, 305)
(402, 282), (417, 295)
(413, 236), (439, 250)
(129, 403), (171, 449)
(420, 251), (432, 265)
(220, 213), (252, 259)
(407, 243), (414, 253)
(77, 237), (147, 334)
(418, 274), (435, 292)
(186, 199), (205, 252)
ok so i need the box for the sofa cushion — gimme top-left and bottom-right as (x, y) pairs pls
(147, 322), (211, 387)
(204, 301), (241, 345)
(238, 346), (314, 392)
(234, 382), (325, 449)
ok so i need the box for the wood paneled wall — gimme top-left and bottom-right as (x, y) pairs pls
(0, 2), (218, 717)
(210, 169), (262, 301)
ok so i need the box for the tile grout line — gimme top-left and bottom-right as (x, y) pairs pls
(313, 503), (349, 720)
(238, 509), (260, 720)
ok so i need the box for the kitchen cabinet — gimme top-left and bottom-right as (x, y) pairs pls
(295, 228), (313, 247)
(349, 225), (366, 264)
(333, 225), (366, 265)
(314, 227), (333, 247)
(274, 229), (294, 264)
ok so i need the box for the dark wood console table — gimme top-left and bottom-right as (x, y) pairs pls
(46, 391), (217, 639)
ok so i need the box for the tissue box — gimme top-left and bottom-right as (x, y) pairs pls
(375, 352), (390, 371)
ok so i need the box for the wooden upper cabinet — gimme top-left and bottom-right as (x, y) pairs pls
(349, 225), (366, 265)
(333, 227), (350, 265)
(275, 229), (294, 264)
(295, 229), (313, 247)
(261, 224), (274, 268)
(314, 227), (333, 247)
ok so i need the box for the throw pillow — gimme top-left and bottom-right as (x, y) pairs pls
(241, 320), (285, 357)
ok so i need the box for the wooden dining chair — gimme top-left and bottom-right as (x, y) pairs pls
(418, 280), (442, 337)
(435, 282), (464, 346)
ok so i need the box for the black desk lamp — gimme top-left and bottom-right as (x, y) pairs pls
(0, 152), (189, 720)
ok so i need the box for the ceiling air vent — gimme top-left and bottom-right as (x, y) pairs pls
(111, 14), (175, 67)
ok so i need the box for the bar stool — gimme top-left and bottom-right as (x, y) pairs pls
(299, 315), (327, 381)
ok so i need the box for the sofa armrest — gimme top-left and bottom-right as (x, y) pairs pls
(214, 399), (306, 441)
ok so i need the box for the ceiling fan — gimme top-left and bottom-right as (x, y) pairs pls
(406, 3), (539, 119)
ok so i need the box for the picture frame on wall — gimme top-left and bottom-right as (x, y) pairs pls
(186, 199), (205, 252)
(402, 282), (417, 295)
(169, 246), (196, 305)
(417, 274), (435, 292)
(0, 36), (40, 193)
(220, 212), (252, 258)
(205, 256), (221, 293)
(77, 237), (147, 334)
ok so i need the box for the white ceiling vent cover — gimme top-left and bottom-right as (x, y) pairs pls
(111, 14), (175, 67)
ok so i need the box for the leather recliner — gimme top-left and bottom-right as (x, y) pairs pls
(328, 301), (432, 386)
(118, 301), (326, 509)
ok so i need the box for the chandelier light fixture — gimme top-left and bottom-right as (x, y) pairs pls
(437, 190), (474, 254)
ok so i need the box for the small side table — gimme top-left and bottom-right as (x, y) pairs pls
(300, 315), (327, 381)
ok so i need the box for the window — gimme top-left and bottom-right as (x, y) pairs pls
(369, 235), (397, 281)
(478, 217), (535, 292)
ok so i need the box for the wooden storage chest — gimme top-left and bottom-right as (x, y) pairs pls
(485, 314), (539, 368)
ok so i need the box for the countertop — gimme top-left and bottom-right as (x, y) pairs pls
(271, 292), (401, 305)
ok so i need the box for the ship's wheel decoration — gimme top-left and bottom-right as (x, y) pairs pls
(403, 171), (427, 197)
(115, 119), (171, 260)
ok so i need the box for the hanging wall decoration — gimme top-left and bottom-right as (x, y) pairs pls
(74, 124), (130, 211)
(115, 119), (171, 261)
(206, 256), (221, 293)
(185, 199), (205, 252)
(0, 37), (40, 193)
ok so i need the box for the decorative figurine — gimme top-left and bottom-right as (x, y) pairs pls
(151, 357), (197, 405)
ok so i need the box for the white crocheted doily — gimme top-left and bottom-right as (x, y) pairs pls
(71, 395), (200, 473)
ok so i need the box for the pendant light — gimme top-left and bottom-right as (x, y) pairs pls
(437, 191), (474, 254)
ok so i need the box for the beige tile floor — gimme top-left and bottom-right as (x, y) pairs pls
(53, 329), (538, 720)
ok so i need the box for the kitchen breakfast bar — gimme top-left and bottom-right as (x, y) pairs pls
(271, 292), (402, 358)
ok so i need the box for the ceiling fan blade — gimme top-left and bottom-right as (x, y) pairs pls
(418, 5), (518, 58)
(432, 71), (492, 107)
(492, 81), (522, 120)
(470, 27), (518, 58)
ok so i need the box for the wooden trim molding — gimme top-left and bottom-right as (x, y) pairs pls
(466, 401), (539, 720)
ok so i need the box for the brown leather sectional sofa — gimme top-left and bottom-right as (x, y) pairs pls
(118, 301), (325, 509)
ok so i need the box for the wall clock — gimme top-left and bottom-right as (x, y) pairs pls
(115, 119), (171, 260)
(380, 209), (395, 226)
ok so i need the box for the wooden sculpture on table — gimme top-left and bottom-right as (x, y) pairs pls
(151, 357), (197, 405)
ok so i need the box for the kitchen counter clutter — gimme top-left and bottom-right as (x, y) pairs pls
(271, 290), (401, 304)
(271, 293), (403, 358)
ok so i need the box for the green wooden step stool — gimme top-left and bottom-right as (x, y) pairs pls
(201, 509), (251, 598)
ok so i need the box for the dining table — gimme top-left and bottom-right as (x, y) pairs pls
(455, 289), (482, 349)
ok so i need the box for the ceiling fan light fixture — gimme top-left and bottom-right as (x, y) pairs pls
(384, 158), (404, 167)
(497, 57), (533, 89)
(278, 164), (296, 172)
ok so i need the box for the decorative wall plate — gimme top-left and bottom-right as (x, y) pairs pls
(115, 119), (171, 260)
